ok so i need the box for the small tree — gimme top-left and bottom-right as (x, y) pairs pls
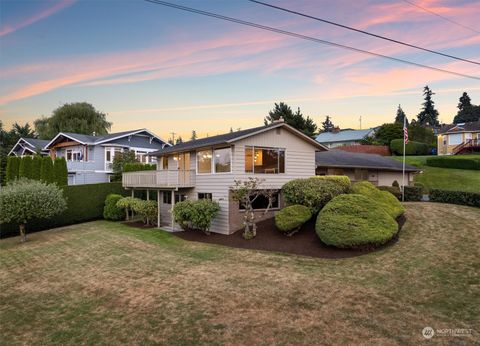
(321, 115), (335, 132)
(0, 179), (67, 242)
(190, 130), (197, 141)
(230, 178), (277, 239)
(112, 150), (138, 181)
(54, 157), (68, 186)
(394, 105), (408, 126)
(5, 156), (20, 183)
(417, 85), (439, 126)
(175, 136), (183, 145)
(40, 157), (54, 184)
(116, 197), (140, 221)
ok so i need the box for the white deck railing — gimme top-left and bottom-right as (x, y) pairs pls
(122, 170), (195, 188)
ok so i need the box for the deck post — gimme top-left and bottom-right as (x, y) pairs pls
(131, 189), (134, 198)
(147, 189), (150, 200)
(157, 190), (161, 228)
(171, 190), (175, 231)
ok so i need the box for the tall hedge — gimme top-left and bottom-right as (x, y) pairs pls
(390, 139), (430, 156)
(426, 156), (480, 170)
(124, 163), (156, 172)
(31, 156), (43, 180)
(0, 182), (128, 238)
(40, 157), (55, 184)
(5, 156), (20, 183)
(54, 157), (68, 186)
(19, 156), (34, 179)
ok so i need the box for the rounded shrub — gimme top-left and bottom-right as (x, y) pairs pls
(351, 181), (405, 218)
(282, 177), (347, 214)
(103, 194), (124, 221)
(172, 199), (220, 234)
(311, 175), (351, 191)
(116, 196), (141, 221)
(315, 194), (398, 249)
(132, 199), (158, 226)
(275, 205), (312, 236)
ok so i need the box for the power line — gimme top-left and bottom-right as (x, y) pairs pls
(143, 0), (480, 81)
(401, 0), (480, 35)
(249, 0), (479, 66)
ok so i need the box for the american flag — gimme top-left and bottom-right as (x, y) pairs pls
(404, 126), (409, 144)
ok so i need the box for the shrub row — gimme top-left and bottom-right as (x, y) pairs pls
(0, 182), (128, 238)
(124, 163), (156, 172)
(6, 156), (67, 186)
(390, 139), (430, 156)
(429, 189), (480, 208)
(426, 156), (480, 170)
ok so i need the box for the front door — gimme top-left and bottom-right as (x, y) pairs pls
(177, 153), (190, 185)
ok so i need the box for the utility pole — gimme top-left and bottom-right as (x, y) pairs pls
(359, 116), (362, 129)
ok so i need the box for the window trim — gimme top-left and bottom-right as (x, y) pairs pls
(245, 146), (286, 174)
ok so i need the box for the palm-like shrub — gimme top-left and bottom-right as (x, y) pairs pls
(275, 205), (312, 236)
(116, 197), (140, 221)
(351, 181), (405, 218)
(103, 194), (124, 221)
(316, 194), (398, 249)
(0, 179), (67, 242)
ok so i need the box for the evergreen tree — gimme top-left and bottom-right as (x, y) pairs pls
(175, 136), (183, 145)
(19, 156), (34, 179)
(31, 156), (43, 180)
(230, 127), (234, 133)
(190, 130), (197, 141)
(453, 92), (480, 123)
(321, 115), (335, 132)
(5, 157), (20, 183)
(264, 102), (318, 138)
(394, 105), (408, 126)
(54, 157), (68, 186)
(417, 86), (439, 126)
(40, 157), (55, 184)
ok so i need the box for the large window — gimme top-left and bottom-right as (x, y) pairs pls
(163, 192), (172, 204)
(214, 148), (231, 173)
(245, 147), (285, 174)
(162, 156), (169, 170)
(66, 149), (82, 162)
(448, 134), (462, 145)
(197, 149), (212, 173)
(240, 191), (279, 210)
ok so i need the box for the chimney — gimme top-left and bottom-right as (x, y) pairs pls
(332, 126), (340, 134)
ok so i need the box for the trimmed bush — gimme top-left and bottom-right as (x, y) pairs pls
(390, 139), (429, 156)
(275, 205), (312, 236)
(124, 163), (156, 172)
(403, 186), (423, 201)
(316, 194), (398, 248)
(54, 157), (68, 186)
(132, 199), (158, 225)
(429, 189), (480, 208)
(31, 156), (42, 180)
(172, 199), (220, 234)
(282, 177), (348, 214)
(0, 182), (128, 238)
(312, 175), (351, 191)
(351, 181), (405, 218)
(40, 157), (54, 184)
(378, 186), (402, 200)
(5, 156), (20, 183)
(103, 194), (124, 221)
(19, 156), (34, 179)
(426, 156), (480, 170)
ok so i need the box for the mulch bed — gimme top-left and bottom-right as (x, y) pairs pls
(173, 215), (406, 259)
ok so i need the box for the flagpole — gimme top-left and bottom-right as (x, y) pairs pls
(402, 116), (406, 202)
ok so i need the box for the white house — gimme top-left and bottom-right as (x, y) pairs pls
(122, 120), (327, 234)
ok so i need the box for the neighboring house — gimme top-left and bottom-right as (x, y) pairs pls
(8, 138), (50, 157)
(437, 121), (480, 155)
(122, 120), (327, 234)
(316, 150), (419, 186)
(44, 129), (169, 185)
(315, 128), (376, 148)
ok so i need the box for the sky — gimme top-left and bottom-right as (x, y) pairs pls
(1, 0), (479, 140)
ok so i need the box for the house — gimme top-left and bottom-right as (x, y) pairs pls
(8, 138), (50, 157)
(315, 128), (376, 148)
(122, 120), (327, 234)
(437, 121), (480, 155)
(316, 150), (419, 186)
(44, 129), (169, 185)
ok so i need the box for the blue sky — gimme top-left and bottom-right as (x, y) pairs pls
(1, 0), (479, 139)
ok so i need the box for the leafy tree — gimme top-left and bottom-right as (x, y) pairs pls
(408, 123), (436, 145)
(5, 156), (21, 183)
(112, 150), (138, 181)
(394, 105), (408, 126)
(190, 130), (197, 141)
(34, 102), (112, 139)
(417, 86), (439, 126)
(264, 102), (318, 138)
(453, 92), (480, 123)
(373, 123), (403, 146)
(19, 157), (34, 180)
(40, 157), (55, 184)
(54, 157), (68, 186)
(0, 179), (67, 242)
(11, 123), (35, 138)
(321, 115), (335, 132)
(175, 136), (183, 145)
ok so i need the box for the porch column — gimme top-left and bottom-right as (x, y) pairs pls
(157, 190), (161, 228)
(147, 189), (150, 200)
(171, 190), (175, 231)
(131, 189), (134, 197)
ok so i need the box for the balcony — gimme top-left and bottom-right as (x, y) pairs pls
(122, 169), (195, 188)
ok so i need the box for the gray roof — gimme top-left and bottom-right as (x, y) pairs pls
(439, 120), (480, 134)
(150, 122), (326, 156)
(315, 150), (419, 172)
(315, 128), (375, 143)
(23, 138), (50, 151)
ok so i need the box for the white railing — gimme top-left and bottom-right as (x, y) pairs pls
(122, 169), (195, 188)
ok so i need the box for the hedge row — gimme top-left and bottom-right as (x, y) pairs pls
(429, 189), (480, 208)
(390, 139), (430, 156)
(426, 156), (480, 170)
(0, 182), (128, 238)
(5, 156), (67, 186)
(124, 163), (156, 172)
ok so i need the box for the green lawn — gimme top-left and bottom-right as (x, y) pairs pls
(1, 203), (479, 345)
(392, 155), (480, 193)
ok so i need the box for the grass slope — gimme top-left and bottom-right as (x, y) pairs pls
(1, 203), (479, 345)
(392, 155), (480, 192)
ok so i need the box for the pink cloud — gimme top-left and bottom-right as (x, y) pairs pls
(0, 0), (75, 37)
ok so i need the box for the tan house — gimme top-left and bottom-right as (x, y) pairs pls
(122, 121), (327, 234)
(437, 121), (480, 155)
(316, 150), (419, 186)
